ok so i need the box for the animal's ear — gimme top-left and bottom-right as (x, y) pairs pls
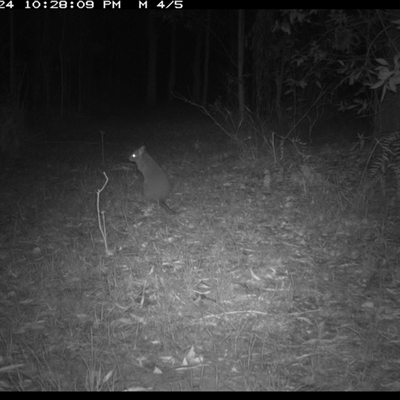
(138, 146), (145, 156)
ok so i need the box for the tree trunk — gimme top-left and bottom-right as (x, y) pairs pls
(167, 22), (176, 104)
(192, 29), (201, 102)
(9, 10), (15, 98)
(201, 10), (211, 106)
(59, 14), (66, 116)
(237, 9), (245, 119)
(251, 10), (276, 120)
(374, 9), (400, 135)
(146, 11), (157, 106)
(78, 17), (83, 112)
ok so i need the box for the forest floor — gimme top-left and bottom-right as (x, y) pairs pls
(0, 107), (399, 391)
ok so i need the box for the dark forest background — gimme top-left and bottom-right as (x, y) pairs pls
(1, 9), (400, 157)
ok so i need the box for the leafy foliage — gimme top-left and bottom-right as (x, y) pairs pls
(267, 10), (400, 121)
